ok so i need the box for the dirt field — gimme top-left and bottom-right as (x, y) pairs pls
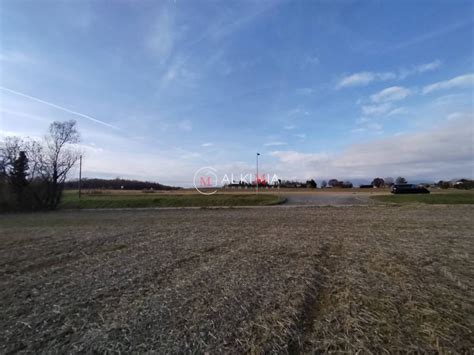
(1, 205), (473, 353)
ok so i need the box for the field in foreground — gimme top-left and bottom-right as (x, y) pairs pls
(0, 206), (473, 353)
(61, 191), (284, 208)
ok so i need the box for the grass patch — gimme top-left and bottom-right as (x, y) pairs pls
(60, 191), (285, 209)
(371, 192), (474, 204)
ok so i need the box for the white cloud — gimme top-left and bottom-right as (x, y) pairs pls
(361, 103), (393, 116)
(264, 141), (287, 147)
(336, 71), (396, 89)
(295, 133), (306, 139)
(338, 60), (442, 89)
(446, 112), (471, 121)
(201, 142), (213, 147)
(398, 60), (442, 79)
(389, 20), (471, 51)
(370, 86), (411, 103)
(81, 146), (199, 186)
(271, 150), (329, 165)
(387, 107), (407, 116)
(353, 118), (383, 133)
(417, 59), (442, 73)
(271, 114), (473, 180)
(422, 73), (474, 94)
(431, 93), (469, 106)
(284, 125), (296, 130)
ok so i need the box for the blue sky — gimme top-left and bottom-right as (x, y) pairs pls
(0, 0), (473, 185)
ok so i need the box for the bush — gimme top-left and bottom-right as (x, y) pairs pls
(454, 180), (474, 190)
(438, 180), (451, 189)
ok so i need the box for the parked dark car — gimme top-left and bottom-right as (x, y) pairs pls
(391, 184), (430, 194)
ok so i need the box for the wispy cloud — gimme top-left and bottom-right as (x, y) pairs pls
(417, 60), (443, 73)
(336, 72), (395, 89)
(182, 3), (276, 50)
(354, 117), (384, 133)
(399, 59), (442, 79)
(146, 9), (175, 63)
(422, 73), (474, 94)
(264, 141), (287, 147)
(159, 56), (199, 89)
(370, 86), (411, 103)
(361, 103), (393, 116)
(0, 86), (120, 130)
(201, 142), (213, 147)
(387, 107), (407, 116)
(389, 20), (472, 51)
(337, 60), (442, 89)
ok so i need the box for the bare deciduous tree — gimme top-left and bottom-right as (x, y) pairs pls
(1, 120), (80, 210)
(0, 137), (23, 178)
(39, 120), (80, 209)
(0, 137), (43, 182)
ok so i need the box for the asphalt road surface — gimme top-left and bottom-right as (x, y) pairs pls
(283, 192), (374, 206)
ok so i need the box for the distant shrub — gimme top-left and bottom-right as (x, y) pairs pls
(437, 180), (451, 189)
(454, 179), (474, 190)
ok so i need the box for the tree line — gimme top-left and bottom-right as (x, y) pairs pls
(0, 120), (80, 211)
(64, 178), (179, 191)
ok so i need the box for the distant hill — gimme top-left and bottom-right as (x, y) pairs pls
(64, 178), (180, 191)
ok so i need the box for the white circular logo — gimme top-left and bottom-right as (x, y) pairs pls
(193, 167), (218, 195)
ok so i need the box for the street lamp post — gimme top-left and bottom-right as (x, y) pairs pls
(78, 155), (82, 200)
(256, 152), (260, 194)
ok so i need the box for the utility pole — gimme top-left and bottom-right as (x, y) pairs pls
(78, 155), (82, 200)
(256, 152), (260, 194)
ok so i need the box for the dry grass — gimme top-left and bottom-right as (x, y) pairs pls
(0, 205), (472, 353)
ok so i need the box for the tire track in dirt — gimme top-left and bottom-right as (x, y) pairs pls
(287, 238), (343, 354)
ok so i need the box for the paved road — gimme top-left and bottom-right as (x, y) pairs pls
(283, 192), (374, 206)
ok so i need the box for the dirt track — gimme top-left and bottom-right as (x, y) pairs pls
(0, 205), (473, 353)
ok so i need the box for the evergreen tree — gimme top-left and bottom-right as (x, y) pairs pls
(9, 151), (29, 203)
(371, 177), (385, 188)
(395, 176), (407, 184)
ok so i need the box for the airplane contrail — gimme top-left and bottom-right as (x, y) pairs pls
(0, 86), (120, 130)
